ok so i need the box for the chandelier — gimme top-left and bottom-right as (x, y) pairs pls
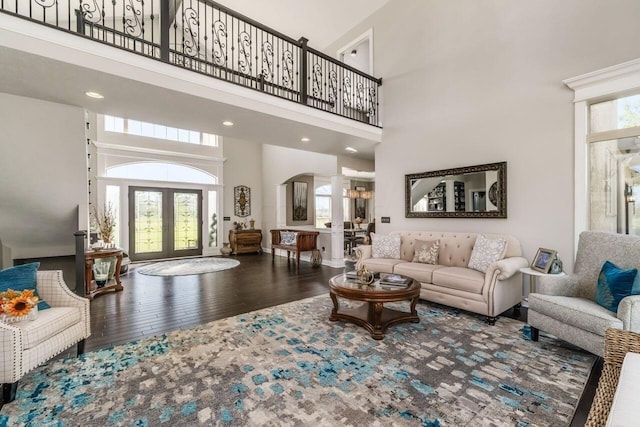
(347, 182), (374, 199)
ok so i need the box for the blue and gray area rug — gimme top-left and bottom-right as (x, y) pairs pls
(136, 257), (240, 276)
(0, 296), (594, 426)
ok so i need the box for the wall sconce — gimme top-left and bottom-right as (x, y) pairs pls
(350, 49), (357, 57)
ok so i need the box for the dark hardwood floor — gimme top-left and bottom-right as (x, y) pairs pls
(84, 254), (343, 352)
(18, 253), (599, 423)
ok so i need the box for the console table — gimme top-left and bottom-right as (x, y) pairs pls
(229, 229), (263, 254)
(84, 248), (124, 300)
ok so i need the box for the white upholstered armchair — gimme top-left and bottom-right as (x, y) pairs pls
(528, 231), (640, 357)
(1, 271), (90, 406)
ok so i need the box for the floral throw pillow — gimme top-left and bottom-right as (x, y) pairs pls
(371, 233), (401, 259)
(412, 240), (440, 264)
(468, 234), (507, 273)
(280, 231), (298, 246)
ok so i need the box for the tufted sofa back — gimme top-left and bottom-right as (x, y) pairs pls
(390, 231), (523, 267)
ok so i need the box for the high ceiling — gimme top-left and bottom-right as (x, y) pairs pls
(0, 1), (390, 161)
(216, 0), (390, 50)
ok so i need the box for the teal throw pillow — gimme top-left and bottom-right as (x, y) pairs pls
(596, 261), (639, 313)
(0, 262), (50, 310)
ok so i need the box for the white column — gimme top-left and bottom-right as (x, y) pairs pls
(330, 175), (345, 265)
(275, 184), (287, 228)
(445, 180), (455, 212)
(574, 100), (588, 254)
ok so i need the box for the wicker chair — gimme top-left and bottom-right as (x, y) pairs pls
(585, 328), (640, 426)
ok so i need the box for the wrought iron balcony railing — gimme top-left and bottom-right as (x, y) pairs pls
(1, 0), (382, 126)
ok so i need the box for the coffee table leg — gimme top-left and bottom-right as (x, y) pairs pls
(371, 302), (385, 340)
(410, 296), (419, 321)
(329, 292), (339, 321)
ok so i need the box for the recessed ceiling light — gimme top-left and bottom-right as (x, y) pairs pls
(85, 91), (104, 99)
(301, 137), (310, 142)
(345, 147), (358, 153)
(222, 121), (234, 126)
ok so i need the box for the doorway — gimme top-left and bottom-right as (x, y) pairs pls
(128, 186), (202, 261)
(471, 191), (487, 212)
(337, 29), (373, 74)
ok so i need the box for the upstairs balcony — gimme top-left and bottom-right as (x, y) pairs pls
(0, 0), (382, 127)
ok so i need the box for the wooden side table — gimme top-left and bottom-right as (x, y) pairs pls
(520, 267), (566, 305)
(229, 229), (263, 254)
(84, 248), (124, 300)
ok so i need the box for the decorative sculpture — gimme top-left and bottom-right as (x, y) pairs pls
(356, 266), (375, 286)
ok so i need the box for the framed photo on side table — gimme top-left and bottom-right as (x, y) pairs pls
(531, 248), (557, 273)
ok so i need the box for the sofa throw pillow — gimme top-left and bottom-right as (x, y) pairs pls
(0, 262), (50, 310)
(371, 233), (401, 259)
(596, 261), (639, 313)
(412, 240), (440, 264)
(467, 234), (507, 273)
(280, 231), (298, 246)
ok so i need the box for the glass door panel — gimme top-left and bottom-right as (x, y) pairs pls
(173, 192), (200, 252)
(134, 190), (164, 255)
(129, 187), (202, 261)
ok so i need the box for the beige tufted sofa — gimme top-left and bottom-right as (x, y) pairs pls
(355, 231), (529, 323)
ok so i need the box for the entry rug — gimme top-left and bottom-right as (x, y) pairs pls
(0, 296), (595, 426)
(136, 257), (240, 276)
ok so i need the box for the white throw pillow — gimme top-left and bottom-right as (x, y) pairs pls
(280, 231), (297, 246)
(371, 233), (401, 259)
(468, 234), (507, 273)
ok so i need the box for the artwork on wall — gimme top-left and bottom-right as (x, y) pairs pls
(292, 181), (308, 221)
(234, 185), (251, 217)
(354, 186), (366, 220)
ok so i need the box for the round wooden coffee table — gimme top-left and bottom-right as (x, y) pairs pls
(329, 273), (420, 340)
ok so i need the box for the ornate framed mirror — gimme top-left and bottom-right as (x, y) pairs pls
(405, 162), (507, 218)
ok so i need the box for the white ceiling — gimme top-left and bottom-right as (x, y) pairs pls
(0, 1), (390, 161)
(217, 0), (390, 50)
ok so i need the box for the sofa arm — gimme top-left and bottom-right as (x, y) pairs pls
(36, 270), (91, 338)
(617, 295), (640, 331)
(534, 274), (581, 297)
(486, 256), (529, 281)
(0, 322), (22, 383)
(354, 245), (372, 269)
(36, 271), (88, 307)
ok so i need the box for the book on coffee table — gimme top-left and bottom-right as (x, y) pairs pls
(379, 274), (412, 287)
(345, 270), (359, 279)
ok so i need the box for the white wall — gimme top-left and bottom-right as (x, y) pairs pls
(223, 137), (264, 244)
(0, 93), (87, 259)
(338, 155), (374, 173)
(326, 0), (640, 271)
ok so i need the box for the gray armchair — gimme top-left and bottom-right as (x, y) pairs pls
(528, 231), (640, 357)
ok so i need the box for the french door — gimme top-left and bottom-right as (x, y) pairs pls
(129, 187), (202, 261)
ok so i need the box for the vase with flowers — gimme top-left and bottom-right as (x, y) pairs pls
(92, 203), (116, 248)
